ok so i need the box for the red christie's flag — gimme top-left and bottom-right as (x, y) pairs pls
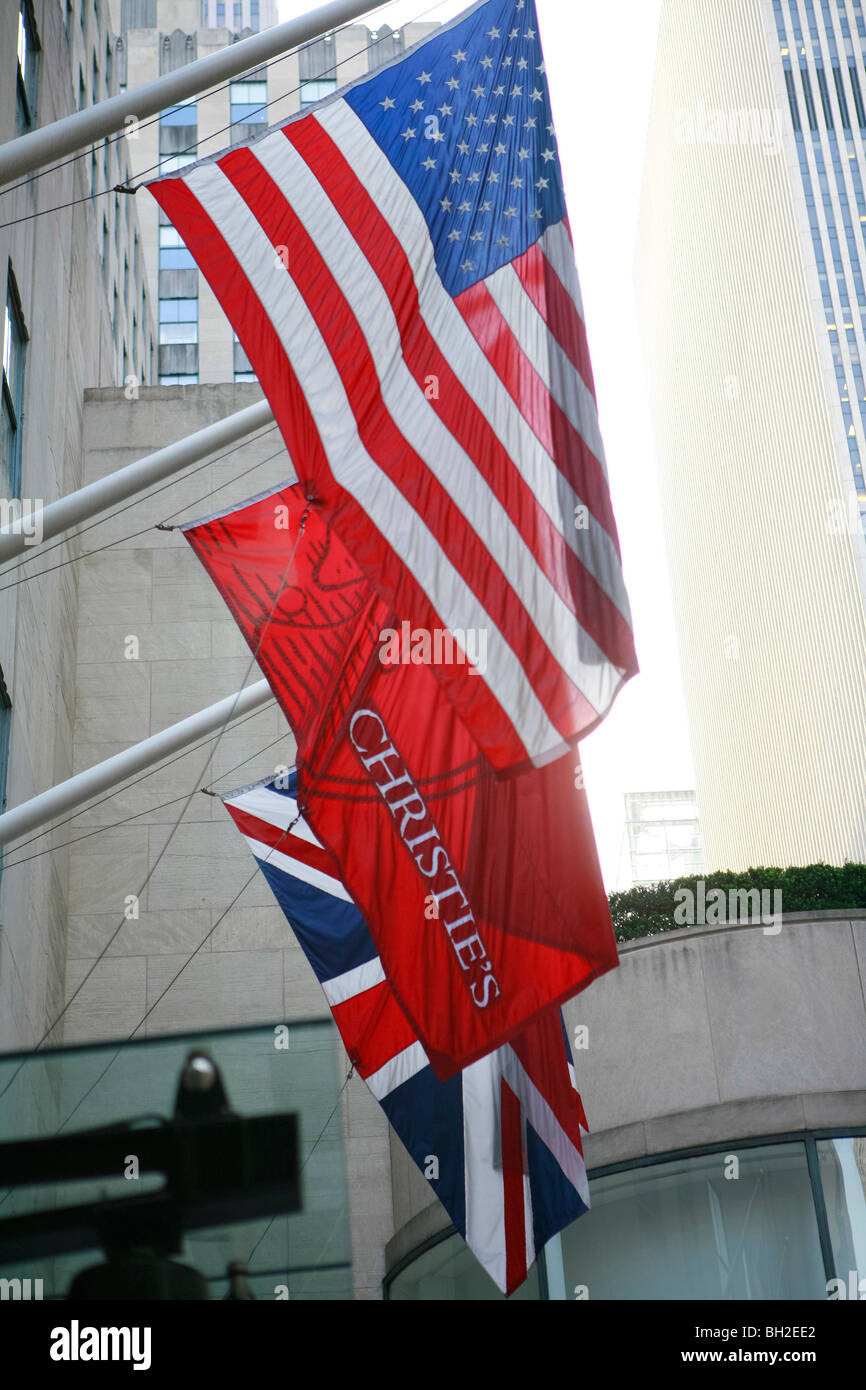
(148, 0), (638, 777)
(183, 484), (618, 1080)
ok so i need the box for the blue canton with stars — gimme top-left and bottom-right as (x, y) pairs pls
(344, 0), (565, 298)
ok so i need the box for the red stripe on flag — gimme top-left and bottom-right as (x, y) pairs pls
(501, 1078), (528, 1296)
(224, 804), (339, 880)
(513, 240), (596, 395)
(289, 115), (625, 603)
(331, 980), (418, 1079)
(279, 117), (632, 700)
(454, 274), (619, 553)
(216, 142), (589, 743)
(509, 1015), (587, 1156)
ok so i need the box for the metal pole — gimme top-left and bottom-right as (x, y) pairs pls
(0, 0), (386, 188)
(0, 680), (275, 846)
(0, 399), (276, 565)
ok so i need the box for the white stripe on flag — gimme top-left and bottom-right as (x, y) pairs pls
(484, 261), (606, 473)
(226, 785), (321, 848)
(523, 1142), (536, 1275)
(538, 221), (586, 327)
(315, 104), (613, 588)
(501, 1045), (589, 1207)
(462, 1050), (507, 1293)
(241, 834), (352, 901)
(322, 957), (386, 1007)
(248, 133), (613, 711)
(185, 162), (561, 762)
(365, 1041), (429, 1100)
(480, 261), (631, 624)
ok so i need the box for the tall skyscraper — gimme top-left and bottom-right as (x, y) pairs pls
(635, 0), (866, 872)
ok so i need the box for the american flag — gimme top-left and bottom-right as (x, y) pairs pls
(222, 771), (591, 1296)
(149, 0), (637, 776)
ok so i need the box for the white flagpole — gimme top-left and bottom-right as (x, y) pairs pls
(0, 0), (386, 188)
(0, 399), (276, 565)
(0, 680), (275, 847)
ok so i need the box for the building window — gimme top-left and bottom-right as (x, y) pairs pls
(250, 0), (259, 29)
(160, 96), (197, 127)
(159, 297), (198, 344)
(833, 65), (852, 130)
(2, 269), (27, 500)
(159, 374), (199, 385)
(300, 78), (337, 107)
(16, 2), (39, 131)
(158, 153), (197, 174)
(386, 1130), (866, 1300)
(849, 65), (866, 129)
(800, 66), (819, 131)
(234, 2), (242, 29)
(216, 1), (225, 24)
(235, 371), (257, 382)
(230, 79), (268, 125)
(158, 226), (196, 270)
(816, 67), (835, 128)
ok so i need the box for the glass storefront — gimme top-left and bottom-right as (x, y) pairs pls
(0, 1020), (352, 1299)
(386, 1131), (866, 1300)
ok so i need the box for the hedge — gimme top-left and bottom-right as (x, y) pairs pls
(607, 862), (866, 943)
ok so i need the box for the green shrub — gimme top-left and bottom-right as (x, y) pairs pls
(607, 862), (866, 942)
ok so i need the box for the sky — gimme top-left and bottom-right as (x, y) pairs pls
(278, 0), (691, 888)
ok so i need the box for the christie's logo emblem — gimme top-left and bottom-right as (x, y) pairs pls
(349, 707), (500, 1009)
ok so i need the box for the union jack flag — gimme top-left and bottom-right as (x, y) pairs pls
(149, 0), (637, 776)
(222, 771), (590, 1296)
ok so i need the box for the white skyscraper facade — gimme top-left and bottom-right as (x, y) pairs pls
(636, 0), (866, 873)
(772, 0), (866, 529)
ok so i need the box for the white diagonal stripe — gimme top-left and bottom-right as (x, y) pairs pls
(227, 784), (322, 849)
(185, 162), (562, 762)
(539, 220), (585, 324)
(322, 956), (386, 1006)
(501, 1045), (589, 1207)
(485, 261), (605, 470)
(242, 834), (352, 901)
(365, 1041), (429, 1099)
(483, 265), (628, 622)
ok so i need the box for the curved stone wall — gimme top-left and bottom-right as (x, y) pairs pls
(386, 910), (866, 1272)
